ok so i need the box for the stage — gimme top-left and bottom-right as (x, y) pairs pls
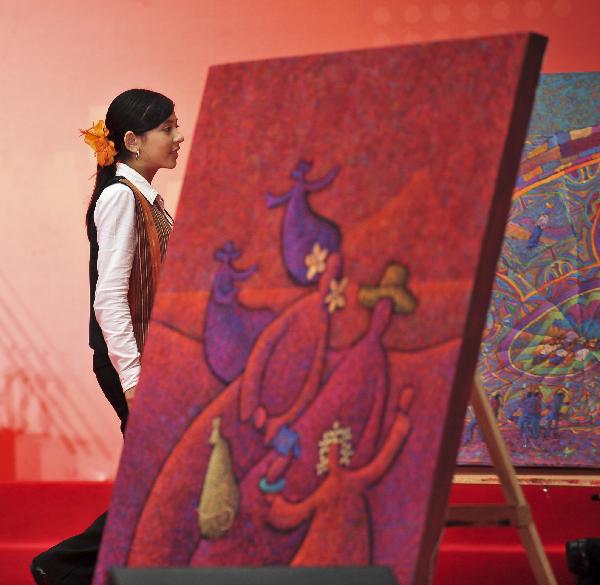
(2, 480), (596, 585)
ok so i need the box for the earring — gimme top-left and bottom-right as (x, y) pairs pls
(135, 150), (140, 160)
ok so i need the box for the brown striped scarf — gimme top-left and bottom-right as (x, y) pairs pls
(117, 178), (173, 355)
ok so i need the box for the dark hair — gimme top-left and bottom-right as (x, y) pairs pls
(85, 89), (174, 236)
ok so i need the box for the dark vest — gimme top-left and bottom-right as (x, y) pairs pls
(88, 176), (172, 358)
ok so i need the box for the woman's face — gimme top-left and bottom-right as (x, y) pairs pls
(140, 112), (184, 171)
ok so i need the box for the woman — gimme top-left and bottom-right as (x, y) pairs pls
(30, 89), (184, 585)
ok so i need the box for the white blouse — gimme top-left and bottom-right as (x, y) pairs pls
(93, 162), (161, 392)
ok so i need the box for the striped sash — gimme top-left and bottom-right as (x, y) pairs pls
(117, 178), (173, 354)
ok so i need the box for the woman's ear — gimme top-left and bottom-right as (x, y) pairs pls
(123, 130), (140, 154)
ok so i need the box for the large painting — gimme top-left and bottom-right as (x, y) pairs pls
(95, 35), (545, 585)
(459, 72), (600, 469)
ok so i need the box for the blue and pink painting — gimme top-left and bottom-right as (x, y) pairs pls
(459, 72), (600, 469)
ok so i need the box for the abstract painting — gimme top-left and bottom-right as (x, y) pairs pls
(459, 72), (600, 469)
(95, 34), (545, 585)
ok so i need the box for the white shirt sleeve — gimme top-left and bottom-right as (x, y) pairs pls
(93, 184), (141, 391)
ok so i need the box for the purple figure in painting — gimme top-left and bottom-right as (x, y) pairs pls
(527, 213), (549, 248)
(463, 406), (479, 445)
(544, 390), (566, 437)
(204, 241), (276, 384)
(519, 390), (539, 446)
(532, 390), (543, 438)
(266, 159), (342, 286)
(491, 393), (501, 419)
(463, 393), (500, 445)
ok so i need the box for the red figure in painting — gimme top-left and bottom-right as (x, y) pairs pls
(266, 387), (413, 565)
(239, 253), (344, 491)
(319, 296), (396, 467)
(183, 285), (416, 567)
(239, 252), (343, 426)
(261, 269), (416, 493)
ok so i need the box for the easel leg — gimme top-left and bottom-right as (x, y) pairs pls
(471, 377), (557, 585)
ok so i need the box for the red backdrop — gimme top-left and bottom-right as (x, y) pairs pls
(1, 0), (599, 481)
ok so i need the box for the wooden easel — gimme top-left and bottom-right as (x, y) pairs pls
(445, 376), (558, 585)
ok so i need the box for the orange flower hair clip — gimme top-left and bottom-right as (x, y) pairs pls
(80, 120), (118, 167)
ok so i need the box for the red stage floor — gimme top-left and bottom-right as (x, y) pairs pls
(1, 481), (596, 584)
